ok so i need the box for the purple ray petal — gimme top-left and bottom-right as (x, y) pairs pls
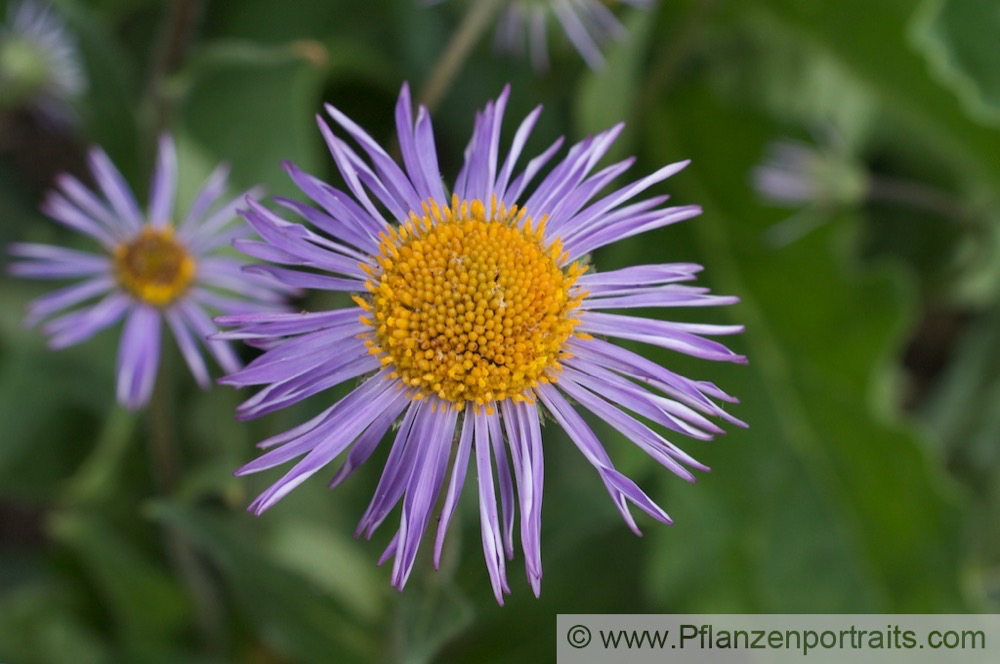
(165, 306), (210, 388)
(177, 299), (242, 375)
(179, 163), (230, 236)
(87, 147), (143, 231)
(55, 173), (133, 240)
(561, 360), (723, 441)
(392, 401), (458, 589)
(578, 311), (747, 363)
(500, 399), (544, 593)
(213, 308), (363, 340)
(566, 336), (745, 427)
(577, 263), (704, 290)
(328, 400), (407, 489)
(25, 274), (114, 326)
(244, 375), (407, 512)
(148, 135), (176, 228)
(356, 399), (426, 537)
(536, 383), (641, 534)
(556, 373), (702, 481)
(116, 305), (161, 410)
(434, 411), (475, 568)
(475, 406), (509, 605)
(40, 192), (116, 247)
(325, 101), (422, 215)
(43, 292), (130, 349)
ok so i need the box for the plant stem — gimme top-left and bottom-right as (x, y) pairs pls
(420, 0), (506, 112)
(866, 175), (973, 227)
(141, 0), (204, 145)
(148, 366), (226, 655)
(62, 406), (138, 505)
(635, 0), (718, 126)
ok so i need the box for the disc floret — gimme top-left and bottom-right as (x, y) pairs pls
(359, 196), (586, 409)
(112, 225), (195, 307)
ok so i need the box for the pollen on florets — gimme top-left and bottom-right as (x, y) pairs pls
(358, 195), (586, 410)
(112, 225), (195, 307)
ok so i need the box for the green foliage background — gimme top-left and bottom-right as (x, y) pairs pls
(1, 0), (998, 662)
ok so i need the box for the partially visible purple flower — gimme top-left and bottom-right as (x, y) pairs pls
(0, 0), (85, 124)
(753, 137), (867, 209)
(218, 83), (745, 603)
(495, 0), (654, 69)
(8, 135), (290, 409)
(752, 134), (868, 246)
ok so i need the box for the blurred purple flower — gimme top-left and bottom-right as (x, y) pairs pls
(495, 0), (654, 69)
(753, 138), (866, 209)
(0, 0), (85, 124)
(218, 83), (745, 603)
(752, 135), (868, 245)
(9, 135), (290, 409)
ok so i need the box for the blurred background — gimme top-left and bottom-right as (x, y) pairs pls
(1, 0), (998, 662)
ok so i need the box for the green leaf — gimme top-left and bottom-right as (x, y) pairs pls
(0, 580), (109, 664)
(705, 10), (877, 146)
(174, 33), (397, 197)
(922, 303), (1000, 609)
(57, 0), (141, 166)
(390, 570), (473, 664)
(60, 407), (139, 506)
(0, 328), (117, 499)
(639, 83), (966, 612)
(575, 10), (657, 156)
(176, 45), (328, 197)
(924, 306), (1000, 459)
(264, 518), (387, 623)
(148, 500), (383, 664)
(911, 0), (1000, 126)
(47, 510), (191, 649)
(745, 0), (1000, 194)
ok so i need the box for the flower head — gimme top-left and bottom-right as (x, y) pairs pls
(495, 0), (654, 70)
(219, 84), (745, 603)
(752, 134), (868, 246)
(753, 137), (867, 209)
(0, 0), (85, 124)
(9, 135), (290, 409)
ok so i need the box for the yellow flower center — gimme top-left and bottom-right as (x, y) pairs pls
(359, 196), (586, 410)
(112, 226), (195, 307)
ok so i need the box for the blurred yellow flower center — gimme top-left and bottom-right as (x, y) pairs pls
(359, 196), (586, 409)
(112, 226), (195, 307)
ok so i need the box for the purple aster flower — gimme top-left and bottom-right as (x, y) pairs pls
(8, 135), (290, 410)
(218, 83), (745, 603)
(495, 0), (655, 70)
(0, 0), (85, 124)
